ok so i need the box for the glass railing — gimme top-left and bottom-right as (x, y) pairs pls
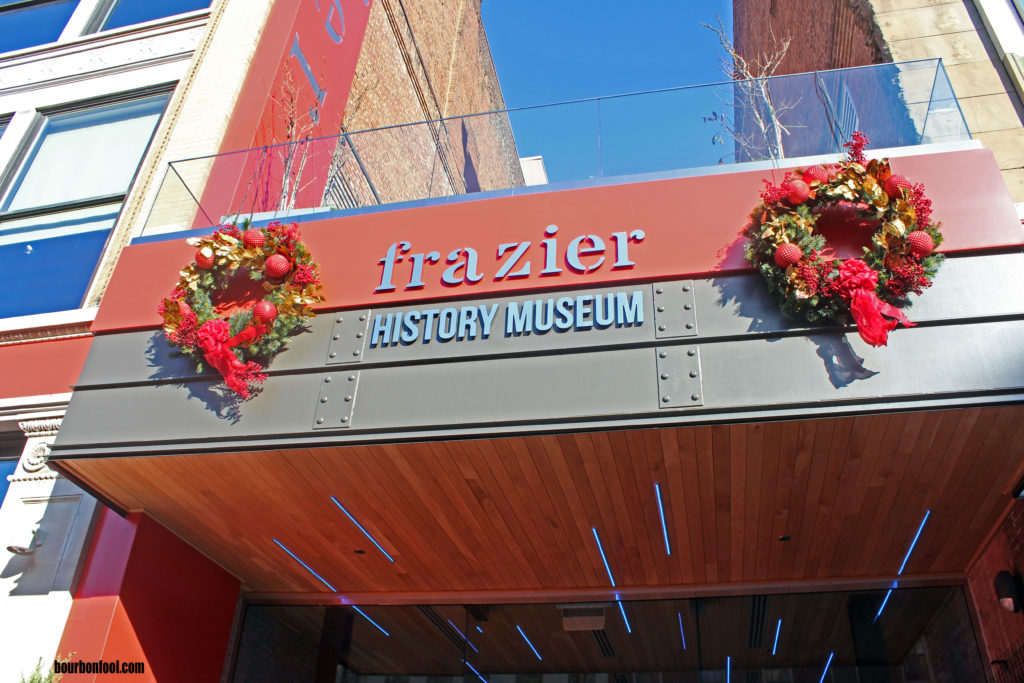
(143, 59), (969, 234)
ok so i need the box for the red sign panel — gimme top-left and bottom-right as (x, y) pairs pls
(97, 148), (1023, 334)
(200, 0), (373, 222)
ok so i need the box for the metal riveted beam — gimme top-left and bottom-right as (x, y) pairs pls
(652, 281), (697, 338)
(655, 345), (703, 408)
(312, 372), (359, 429)
(325, 310), (370, 364)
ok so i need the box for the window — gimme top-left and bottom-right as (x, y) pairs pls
(0, 94), (168, 318)
(99, 0), (211, 31)
(0, 432), (25, 506)
(0, 0), (79, 54)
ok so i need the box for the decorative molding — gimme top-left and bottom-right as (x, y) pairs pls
(0, 322), (93, 346)
(22, 442), (51, 473)
(18, 418), (63, 438)
(9, 470), (59, 483)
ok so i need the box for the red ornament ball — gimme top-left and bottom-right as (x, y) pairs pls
(884, 174), (912, 198)
(253, 300), (277, 325)
(774, 243), (802, 268)
(243, 229), (266, 249)
(906, 230), (934, 257)
(195, 247), (215, 270)
(803, 165), (829, 184)
(785, 179), (810, 205)
(264, 254), (291, 279)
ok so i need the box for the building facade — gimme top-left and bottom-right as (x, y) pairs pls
(3, 1), (1024, 682)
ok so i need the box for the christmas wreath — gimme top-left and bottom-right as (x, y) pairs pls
(746, 133), (944, 346)
(158, 221), (325, 398)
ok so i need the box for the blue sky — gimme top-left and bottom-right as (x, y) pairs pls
(479, 1), (736, 181)
(481, 1), (734, 106)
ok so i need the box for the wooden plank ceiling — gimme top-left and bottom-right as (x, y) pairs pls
(59, 406), (1024, 597)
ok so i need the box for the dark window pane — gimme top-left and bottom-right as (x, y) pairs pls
(0, 0), (79, 53)
(102, 0), (211, 31)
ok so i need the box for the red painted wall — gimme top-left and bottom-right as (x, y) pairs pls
(96, 147), (1024, 334)
(200, 0), (373, 222)
(57, 509), (240, 682)
(0, 336), (92, 400)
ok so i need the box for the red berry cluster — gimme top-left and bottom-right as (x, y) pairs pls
(760, 177), (791, 204)
(267, 221), (301, 248)
(885, 261), (931, 298)
(233, 360), (267, 394)
(843, 131), (869, 164)
(292, 263), (321, 287)
(214, 225), (242, 240)
(908, 183), (932, 226)
(796, 253), (841, 297)
(162, 296), (200, 348)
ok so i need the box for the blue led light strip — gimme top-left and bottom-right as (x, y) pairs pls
(592, 527), (617, 587)
(876, 509), (931, 621)
(678, 612), (686, 650)
(330, 496), (396, 563)
(819, 651), (835, 683)
(772, 618), (782, 656)
(516, 625), (543, 660)
(615, 599), (632, 633)
(726, 655), (731, 683)
(464, 660), (488, 683)
(352, 605), (391, 637)
(897, 509), (931, 576)
(273, 538), (337, 591)
(655, 483), (671, 555)
(447, 619), (479, 653)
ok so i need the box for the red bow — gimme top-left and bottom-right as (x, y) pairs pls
(197, 319), (267, 397)
(837, 259), (915, 347)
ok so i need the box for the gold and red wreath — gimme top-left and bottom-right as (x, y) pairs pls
(158, 222), (325, 398)
(746, 133), (944, 347)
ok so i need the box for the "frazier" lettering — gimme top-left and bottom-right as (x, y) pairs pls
(375, 226), (645, 292)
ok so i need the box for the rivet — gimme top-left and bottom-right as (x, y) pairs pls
(348, 375), (356, 381)
(356, 332), (364, 338)
(325, 376), (332, 383)
(359, 315), (366, 321)
(658, 325), (666, 331)
(659, 351), (668, 358)
(682, 286), (690, 292)
(316, 417), (324, 424)
(662, 395), (671, 403)
(687, 349), (696, 356)
(684, 304), (692, 310)
(345, 395), (352, 402)
(657, 306), (665, 312)
(329, 352), (337, 358)
(341, 416), (349, 423)
(685, 323), (694, 329)
(689, 370), (697, 378)
(352, 350), (360, 356)
(320, 396), (328, 403)
(336, 316), (343, 323)
(691, 394), (700, 401)
(656, 287), (664, 294)
(660, 373), (669, 380)
(333, 334), (340, 340)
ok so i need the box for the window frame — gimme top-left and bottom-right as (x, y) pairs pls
(0, 87), (172, 318)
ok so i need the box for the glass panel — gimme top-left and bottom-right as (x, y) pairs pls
(233, 587), (985, 681)
(0, 204), (118, 317)
(0, 459), (17, 505)
(101, 0), (211, 31)
(0, 0), (79, 54)
(3, 96), (167, 212)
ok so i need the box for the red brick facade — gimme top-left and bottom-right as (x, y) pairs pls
(734, 0), (890, 75)
(330, 0), (523, 208)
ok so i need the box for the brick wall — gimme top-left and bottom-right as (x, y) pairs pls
(734, 0), (889, 76)
(967, 498), (1024, 679)
(329, 0), (523, 208)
